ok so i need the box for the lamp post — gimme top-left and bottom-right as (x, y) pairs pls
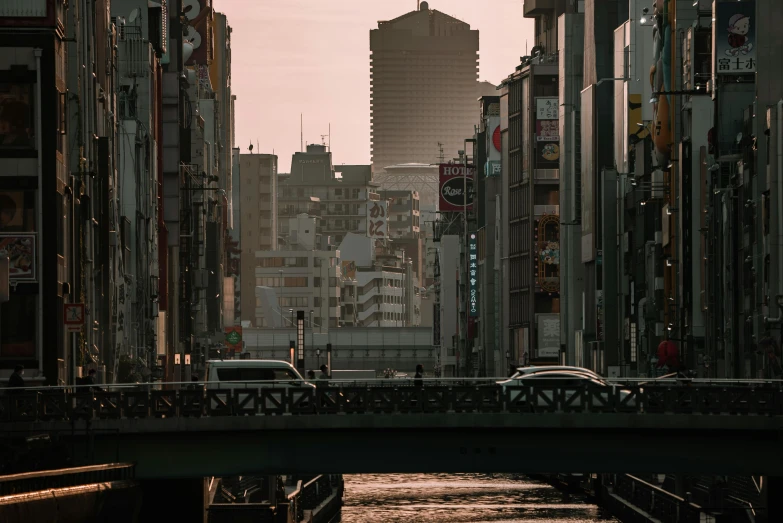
(279, 269), (284, 326)
(316, 348), (321, 369)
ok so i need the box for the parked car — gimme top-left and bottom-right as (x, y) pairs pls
(497, 370), (636, 410)
(204, 359), (315, 411)
(505, 365), (603, 381)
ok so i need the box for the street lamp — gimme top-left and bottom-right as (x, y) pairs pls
(289, 308), (294, 327)
(316, 347), (321, 368)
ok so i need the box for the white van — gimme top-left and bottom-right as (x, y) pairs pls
(205, 359), (314, 390)
(205, 359), (315, 412)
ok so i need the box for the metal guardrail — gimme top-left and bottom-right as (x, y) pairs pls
(2, 384), (783, 421)
(610, 474), (705, 523)
(0, 463), (135, 496)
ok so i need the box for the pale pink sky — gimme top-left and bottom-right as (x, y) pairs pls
(220, 0), (534, 169)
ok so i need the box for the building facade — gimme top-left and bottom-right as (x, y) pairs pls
(369, 2), (479, 172)
(239, 153), (278, 325)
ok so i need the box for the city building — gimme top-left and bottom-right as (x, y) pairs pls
(279, 144), (379, 245)
(239, 153), (278, 325)
(499, 48), (560, 370)
(253, 215), (340, 330)
(370, 2), (481, 172)
(340, 244), (420, 328)
(0, 1), (79, 384)
(379, 189), (423, 283)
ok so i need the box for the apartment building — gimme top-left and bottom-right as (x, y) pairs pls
(239, 153), (278, 324)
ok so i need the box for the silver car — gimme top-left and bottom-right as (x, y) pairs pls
(499, 370), (636, 410)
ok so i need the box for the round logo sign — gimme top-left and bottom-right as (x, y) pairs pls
(492, 126), (501, 152)
(441, 177), (474, 208)
(225, 330), (241, 345)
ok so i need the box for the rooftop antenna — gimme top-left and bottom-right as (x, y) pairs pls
(300, 114), (303, 152)
(256, 139), (260, 153)
(248, 142), (253, 154)
(328, 123), (331, 152)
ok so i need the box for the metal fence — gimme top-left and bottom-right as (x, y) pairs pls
(2, 383), (783, 422)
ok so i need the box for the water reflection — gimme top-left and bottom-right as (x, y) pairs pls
(337, 473), (617, 523)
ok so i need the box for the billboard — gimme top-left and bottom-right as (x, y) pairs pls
(715, 1), (756, 75)
(485, 117), (501, 177)
(0, 234), (35, 281)
(468, 233), (478, 317)
(224, 325), (243, 353)
(536, 97), (560, 170)
(536, 97), (559, 120)
(183, 0), (213, 66)
(439, 164), (475, 211)
(341, 260), (357, 280)
(537, 314), (560, 358)
(366, 201), (388, 238)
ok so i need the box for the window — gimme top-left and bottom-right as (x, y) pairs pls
(0, 83), (35, 149)
(260, 257), (308, 268)
(279, 296), (308, 307)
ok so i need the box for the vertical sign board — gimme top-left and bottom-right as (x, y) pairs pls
(714, 1), (756, 75)
(537, 313), (560, 358)
(535, 97), (560, 170)
(485, 117), (501, 177)
(296, 310), (305, 371)
(468, 233), (479, 317)
(439, 164), (475, 211)
(366, 201), (388, 238)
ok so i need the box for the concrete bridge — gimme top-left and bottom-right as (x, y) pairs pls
(3, 383), (783, 479)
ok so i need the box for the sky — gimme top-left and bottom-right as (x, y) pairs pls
(220, 0), (535, 170)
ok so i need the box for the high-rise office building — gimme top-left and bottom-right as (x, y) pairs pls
(370, 2), (480, 173)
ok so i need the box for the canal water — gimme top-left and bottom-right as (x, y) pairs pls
(337, 473), (618, 523)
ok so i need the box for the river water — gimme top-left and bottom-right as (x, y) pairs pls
(337, 473), (618, 523)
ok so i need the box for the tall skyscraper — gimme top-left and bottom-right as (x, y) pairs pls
(370, 2), (480, 173)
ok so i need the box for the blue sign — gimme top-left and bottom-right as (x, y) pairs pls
(468, 233), (479, 317)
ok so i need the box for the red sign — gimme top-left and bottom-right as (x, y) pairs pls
(492, 126), (501, 152)
(438, 164), (475, 212)
(64, 303), (85, 333)
(224, 325), (243, 353)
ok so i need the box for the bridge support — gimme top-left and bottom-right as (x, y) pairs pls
(139, 478), (206, 523)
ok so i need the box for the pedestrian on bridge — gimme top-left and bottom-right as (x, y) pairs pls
(318, 365), (330, 387)
(7, 365), (24, 392)
(414, 364), (424, 388)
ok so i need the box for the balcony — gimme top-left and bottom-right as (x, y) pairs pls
(523, 0), (556, 17)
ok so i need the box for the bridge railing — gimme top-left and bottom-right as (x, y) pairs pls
(0, 463), (135, 496)
(2, 382), (783, 422)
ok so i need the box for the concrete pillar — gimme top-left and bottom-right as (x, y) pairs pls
(761, 476), (783, 523)
(139, 478), (206, 523)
